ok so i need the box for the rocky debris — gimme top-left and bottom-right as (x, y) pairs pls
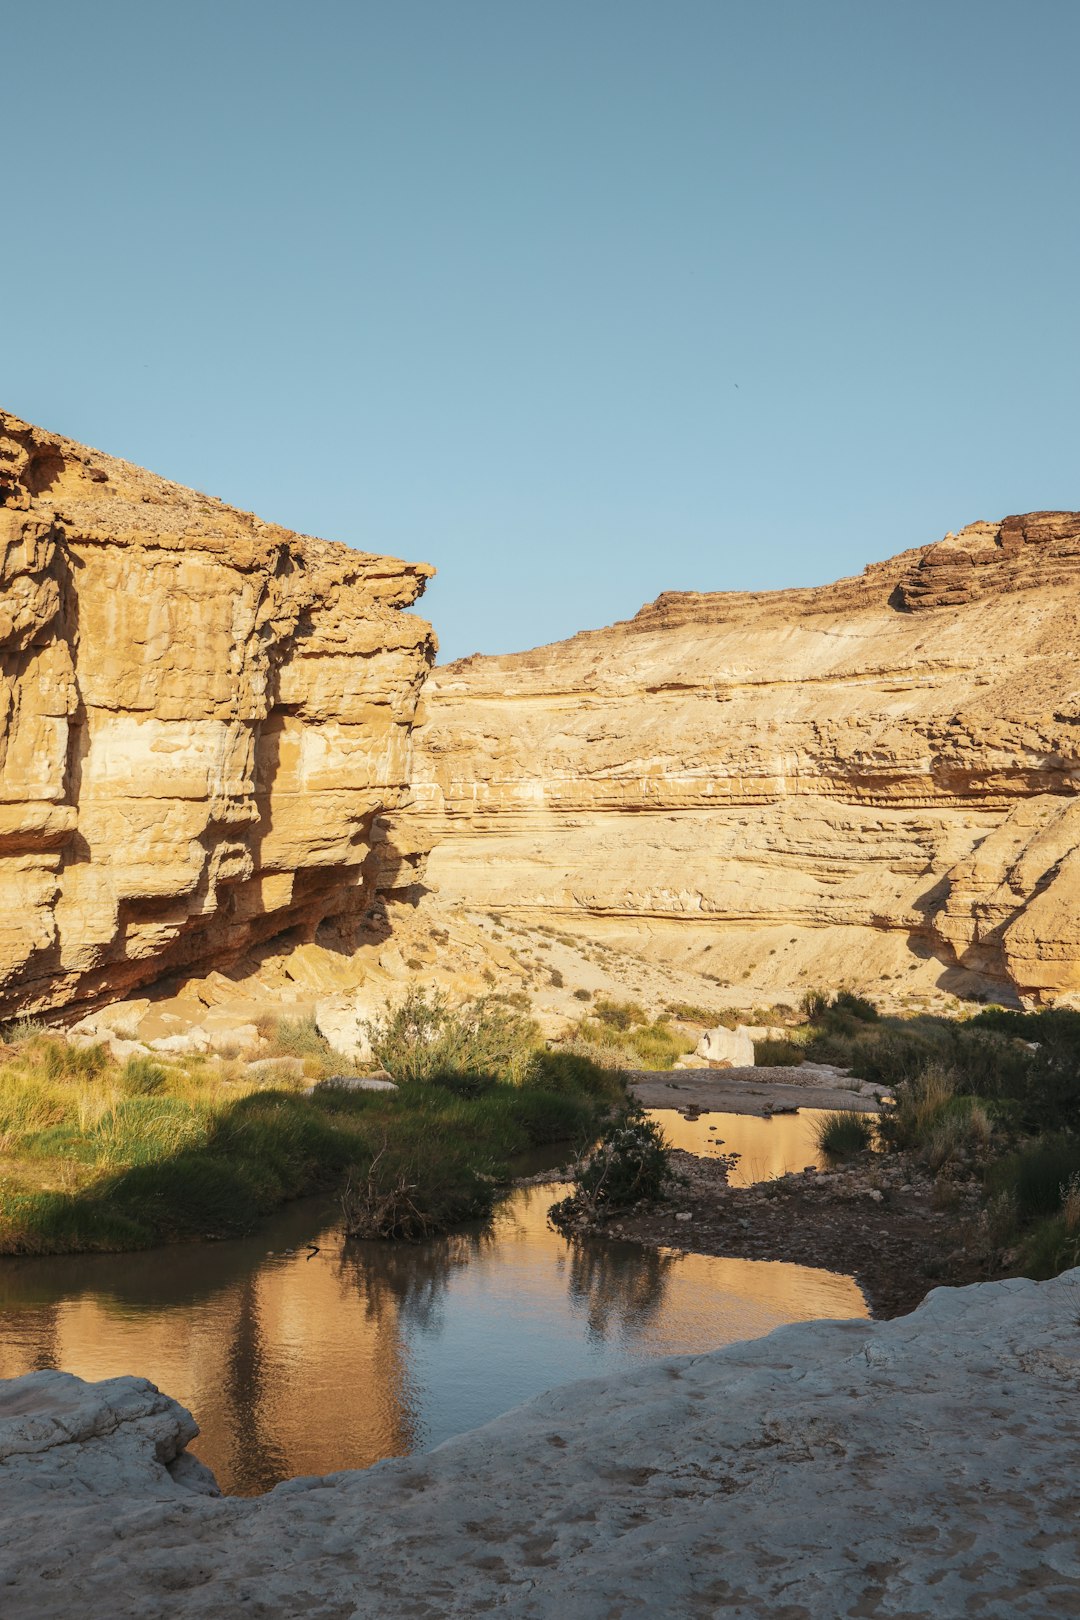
(603, 1147), (986, 1319)
(0, 407), (435, 1021)
(402, 511), (1080, 1005)
(4, 1273), (1080, 1616)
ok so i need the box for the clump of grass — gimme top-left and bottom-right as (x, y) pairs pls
(814, 1110), (875, 1158)
(883, 1062), (957, 1147)
(664, 1002), (720, 1026)
(266, 1015), (330, 1059)
(120, 1057), (168, 1096)
(592, 997), (647, 1032)
(572, 999), (694, 1071)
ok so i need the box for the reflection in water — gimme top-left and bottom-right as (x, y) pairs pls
(565, 1238), (678, 1342)
(0, 1183), (867, 1496)
(649, 1108), (833, 1185)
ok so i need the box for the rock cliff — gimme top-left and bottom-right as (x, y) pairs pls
(2, 1271), (1079, 1615)
(0, 409), (434, 1018)
(408, 514), (1080, 1003)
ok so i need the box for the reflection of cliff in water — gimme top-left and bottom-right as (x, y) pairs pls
(0, 1200), (417, 1493)
(0, 1184), (868, 1496)
(339, 1227), (496, 1337)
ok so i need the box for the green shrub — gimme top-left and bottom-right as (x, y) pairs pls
(268, 1016), (330, 1059)
(340, 1131), (496, 1242)
(800, 989), (830, 1021)
(367, 986), (537, 1086)
(814, 1110), (875, 1158)
(754, 1037), (804, 1067)
(664, 1002), (719, 1025)
(991, 1135), (1080, 1221)
(524, 1048), (626, 1102)
(832, 991), (879, 1023)
(592, 998), (647, 1032)
(552, 1109), (674, 1221)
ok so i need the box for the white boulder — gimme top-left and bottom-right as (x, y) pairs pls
(695, 1022), (756, 1067)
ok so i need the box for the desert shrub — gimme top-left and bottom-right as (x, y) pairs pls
(879, 1062), (956, 1148)
(551, 1109), (674, 1221)
(990, 1135), (1080, 1221)
(754, 1037), (804, 1067)
(268, 1016), (331, 1059)
(593, 998), (647, 1032)
(626, 1020), (694, 1070)
(0, 1018), (51, 1045)
(922, 1102), (994, 1171)
(524, 1048), (625, 1102)
(573, 988), (592, 1002)
(800, 988), (831, 1022)
(814, 1110), (875, 1158)
(664, 1002), (719, 1026)
(367, 986), (537, 1087)
(1019, 1037), (1080, 1135)
(548, 968), (564, 988)
(832, 991), (879, 1023)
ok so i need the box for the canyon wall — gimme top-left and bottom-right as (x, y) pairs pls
(0, 409), (434, 1018)
(408, 514), (1080, 1003)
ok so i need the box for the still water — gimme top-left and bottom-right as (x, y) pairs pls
(647, 1108), (833, 1185)
(0, 1180), (866, 1496)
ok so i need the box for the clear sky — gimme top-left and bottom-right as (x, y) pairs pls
(4, 1), (1077, 661)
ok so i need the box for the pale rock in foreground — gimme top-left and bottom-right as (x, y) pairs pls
(2, 1273), (1079, 1616)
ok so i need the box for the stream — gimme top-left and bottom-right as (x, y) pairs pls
(0, 1111), (866, 1495)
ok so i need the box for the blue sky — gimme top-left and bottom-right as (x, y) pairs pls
(4, 1), (1077, 660)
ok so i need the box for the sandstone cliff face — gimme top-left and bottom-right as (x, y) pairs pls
(0, 410), (434, 1018)
(408, 515), (1080, 1003)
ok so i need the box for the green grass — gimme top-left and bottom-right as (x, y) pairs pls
(0, 1024), (620, 1255)
(571, 1000), (695, 1071)
(814, 1110), (875, 1158)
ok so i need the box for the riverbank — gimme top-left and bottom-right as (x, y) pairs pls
(3, 1270), (1077, 1616)
(0, 1021), (619, 1255)
(591, 1146), (985, 1318)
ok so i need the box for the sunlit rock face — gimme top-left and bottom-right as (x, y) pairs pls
(406, 514), (1080, 1003)
(0, 409), (435, 1018)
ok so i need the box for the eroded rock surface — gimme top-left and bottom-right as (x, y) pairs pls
(0, 410), (434, 1018)
(2, 1273), (1080, 1615)
(408, 515), (1080, 1002)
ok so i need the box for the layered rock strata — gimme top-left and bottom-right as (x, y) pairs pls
(2, 1271), (1079, 1615)
(408, 514), (1080, 1001)
(0, 410), (434, 1018)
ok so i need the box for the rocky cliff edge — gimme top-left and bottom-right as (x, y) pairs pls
(0, 409), (435, 1018)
